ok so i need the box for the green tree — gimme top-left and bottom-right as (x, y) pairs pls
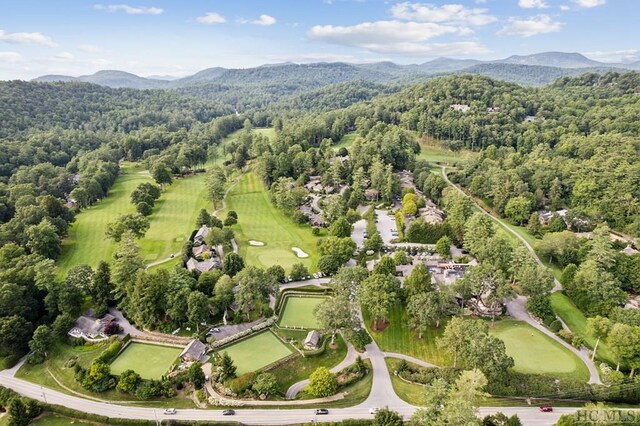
(112, 232), (145, 309)
(266, 265), (285, 283)
(463, 212), (495, 259)
(608, 323), (640, 373)
(196, 209), (212, 228)
(373, 255), (396, 276)
(222, 252), (245, 277)
(27, 324), (52, 364)
(220, 352), (237, 382)
(435, 235), (452, 258)
(587, 316), (611, 362)
(314, 294), (357, 344)
(188, 362), (206, 389)
(290, 263), (309, 281)
(407, 291), (439, 338)
(329, 216), (352, 238)
(504, 196), (533, 225)
(405, 263), (434, 296)
(0, 315), (33, 356)
(364, 231), (384, 252)
(252, 372), (278, 397)
(136, 201), (152, 216)
(205, 166), (226, 210)
(373, 408), (404, 426)
(117, 369), (141, 394)
(318, 236), (356, 264)
(307, 367), (338, 397)
(91, 261), (112, 316)
(105, 213), (150, 242)
(358, 274), (399, 329)
(151, 164), (172, 189)
(26, 218), (60, 259)
(187, 291), (210, 331)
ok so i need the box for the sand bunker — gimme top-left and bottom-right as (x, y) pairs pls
(292, 247), (309, 258)
(249, 240), (265, 246)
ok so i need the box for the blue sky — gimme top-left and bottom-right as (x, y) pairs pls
(0, 0), (636, 79)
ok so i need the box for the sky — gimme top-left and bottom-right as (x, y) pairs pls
(0, 0), (637, 80)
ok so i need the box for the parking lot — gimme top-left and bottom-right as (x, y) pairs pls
(375, 209), (397, 244)
(351, 219), (367, 248)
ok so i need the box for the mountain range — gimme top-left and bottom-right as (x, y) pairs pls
(32, 52), (640, 91)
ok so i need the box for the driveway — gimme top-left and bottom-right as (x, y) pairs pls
(375, 209), (396, 245)
(351, 219), (367, 248)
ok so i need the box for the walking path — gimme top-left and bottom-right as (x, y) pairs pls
(383, 352), (438, 369)
(441, 166), (601, 385)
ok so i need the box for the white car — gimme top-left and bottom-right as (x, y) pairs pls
(163, 408), (177, 415)
(369, 407), (379, 414)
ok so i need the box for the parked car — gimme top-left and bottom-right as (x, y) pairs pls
(315, 408), (329, 415)
(539, 406), (553, 412)
(222, 409), (236, 416)
(369, 407), (379, 414)
(163, 408), (177, 415)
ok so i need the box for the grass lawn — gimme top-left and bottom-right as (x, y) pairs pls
(550, 293), (616, 366)
(278, 296), (326, 329)
(269, 333), (348, 394)
(386, 358), (425, 406)
(222, 172), (320, 271)
(298, 360), (373, 407)
(333, 132), (357, 151)
(29, 414), (95, 426)
(418, 138), (475, 164)
(57, 163), (151, 273)
(363, 305), (449, 366)
(109, 342), (182, 380)
(490, 320), (589, 381)
(219, 331), (293, 375)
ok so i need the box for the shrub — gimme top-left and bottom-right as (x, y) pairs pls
(308, 367), (338, 397)
(557, 329), (574, 343)
(228, 372), (257, 395)
(349, 329), (372, 352)
(96, 340), (123, 364)
(549, 320), (563, 333)
(572, 336), (584, 348)
(312, 226), (321, 236)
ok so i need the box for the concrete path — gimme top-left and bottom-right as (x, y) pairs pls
(441, 167), (601, 385)
(383, 352), (438, 369)
(351, 219), (367, 249)
(286, 342), (359, 399)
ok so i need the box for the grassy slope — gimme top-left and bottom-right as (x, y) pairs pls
(363, 305), (449, 366)
(223, 172), (320, 271)
(490, 320), (589, 381)
(57, 163), (150, 273)
(29, 415), (94, 426)
(333, 132), (356, 151)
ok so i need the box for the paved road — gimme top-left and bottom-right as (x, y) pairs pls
(351, 219), (367, 248)
(441, 167), (601, 385)
(375, 209), (396, 244)
(286, 342), (359, 399)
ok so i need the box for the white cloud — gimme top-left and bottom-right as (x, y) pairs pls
(571, 0), (606, 7)
(265, 53), (372, 63)
(498, 14), (563, 37)
(390, 2), (497, 26)
(94, 4), (163, 15)
(519, 0), (549, 9)
(78, 44), (101, 53)
(309, 21), (470, 46)
(196, 12), (226, 24)
(92, 58), (112, 66)
(560, 5), (571, 10)
(584, 49), (640, 63)
(0, 29), (57, 47)
(54, 51), (75, 61)
(252, 15), (277, 26)
(0, 51), (22, 63)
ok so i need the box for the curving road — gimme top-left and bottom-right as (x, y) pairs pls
(440, 166), (601, 384)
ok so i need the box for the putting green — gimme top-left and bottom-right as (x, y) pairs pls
(223, 172), (319, 271)
(110, 342), (182, 380)
(279, 296), (326, 329)
(220, 331), (293, 375)
(491, 320), (589, 380)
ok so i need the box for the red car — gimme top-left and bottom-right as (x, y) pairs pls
(539, 406), (553, 412)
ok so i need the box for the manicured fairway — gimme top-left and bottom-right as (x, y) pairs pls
(220, 331), (293, 375)
(223, 172), (319, 270)
(109, 342), (182, 380)
(490, 320), (589, 380)
(57, 163), (151, 273)
(279, 296), (326, 329)
(139, 172), (209, 263)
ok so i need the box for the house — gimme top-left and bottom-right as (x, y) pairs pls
(418, 207), (445, 224)
(68, 313), (117, 341)
(538, 211), (555, 225)
(186, 258), (220, 274)
(622, 245), (640, 256)
(180, 339), (207, 363)
(450, 104), (470, 113)
(64, 199), (77, 209)
(192, 244), (211, 260)
(304, 330), (321, 350)
(194, 225), (210, 246)
(487, 107), (501, 113)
